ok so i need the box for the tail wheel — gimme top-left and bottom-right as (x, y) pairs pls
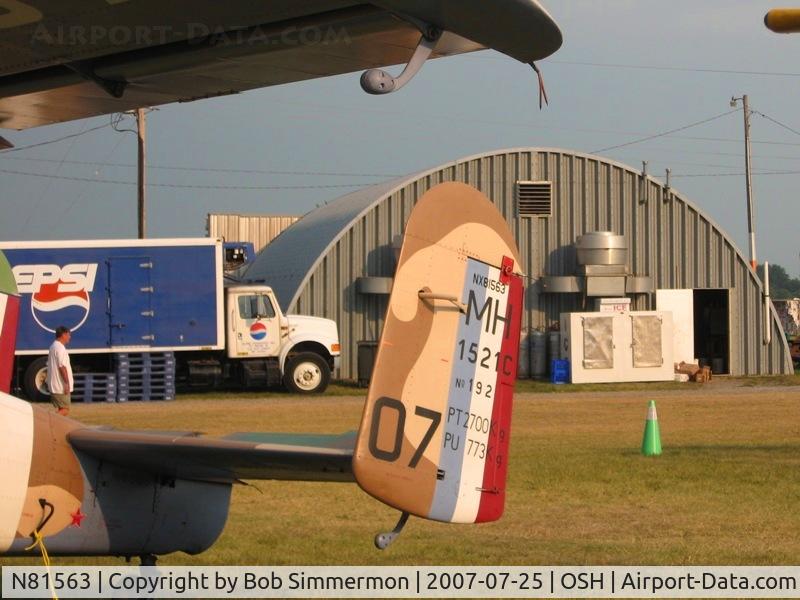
(23, 356), (50, 402)
(283, 352), (330, 394)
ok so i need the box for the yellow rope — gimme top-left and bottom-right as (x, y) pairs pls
(25, 529), (58, 600)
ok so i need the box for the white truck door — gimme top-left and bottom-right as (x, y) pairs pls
(228, 292), (281, 358)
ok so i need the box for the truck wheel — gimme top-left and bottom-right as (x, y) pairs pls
(283, 353), (330, 394)
(23, 357), (50, 402)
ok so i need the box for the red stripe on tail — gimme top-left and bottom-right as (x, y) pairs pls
(476, 263), (523, 523)
(0, 294), (20, 393)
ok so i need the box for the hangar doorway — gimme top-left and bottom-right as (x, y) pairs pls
(657, 288), (731, 375)
(693, 289), (730, 375)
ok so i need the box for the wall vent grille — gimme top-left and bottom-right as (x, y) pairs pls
(516, 181), (552, 217)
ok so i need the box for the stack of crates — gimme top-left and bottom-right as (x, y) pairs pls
(71, 373), (117, 403)
(115, 352), (176, 401)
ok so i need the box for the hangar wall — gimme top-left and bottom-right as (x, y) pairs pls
(243, 148), (793, 379)
(207, 214), (299, 253)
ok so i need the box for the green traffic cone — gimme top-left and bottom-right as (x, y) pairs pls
(641, 400), (662, 456)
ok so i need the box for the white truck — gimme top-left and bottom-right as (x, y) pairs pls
(1, 238), (340, 399)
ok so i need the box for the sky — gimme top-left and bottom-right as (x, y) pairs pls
(1, 0), (800, 276)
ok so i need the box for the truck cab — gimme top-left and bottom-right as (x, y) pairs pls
(227, 286), (283, 359)
(225, 285), (340, 393)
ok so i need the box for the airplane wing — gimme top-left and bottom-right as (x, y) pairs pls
(0, 0), (562, 129)
(68, 427), (356, 484)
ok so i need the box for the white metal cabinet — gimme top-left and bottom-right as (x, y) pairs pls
(560, 311), (674, 383)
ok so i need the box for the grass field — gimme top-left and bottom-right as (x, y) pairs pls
(2, 379), (799, 566)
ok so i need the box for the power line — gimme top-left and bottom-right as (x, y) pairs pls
(471, 53), (800, 78)
(5, 99), (800, 187)
(591, 109), (739, 153)
(0, 155), (401, 178)
(671, 169), (800, 178)
(110, 111), (138, 135)
(546, 59), (800, 78)
(7, 97), (800, 165)
(21, 120), (89, 234)
(599, 132), (800, 148)
(11, 163), (800, 187)
(54, 130), (129, 224)
(0, 122), (111, 154)
(258, 97), (800, 150)
(753, 110), (800, 138)
(6, 138), (799, 185)
(636, 159), (742, 170)
(257, 98), (752, 144)
(0, 168), (367, 190)
(612, 146), (800, 161)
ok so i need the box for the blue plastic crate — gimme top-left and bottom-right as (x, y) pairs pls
(117, 383), (175, 394)
(116, 352), (175, 365)
(118, 390), (175, 402)
(115, 351), (176, 401)
(121, 376), (175, 384)
(72, 373), (117, 403)
(550, 359), (570, 384)
(117, 381), (175, 401)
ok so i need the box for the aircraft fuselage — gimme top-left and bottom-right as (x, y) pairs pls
(0, 393), (231, 558)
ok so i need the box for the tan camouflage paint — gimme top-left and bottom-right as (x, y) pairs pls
(353, 182), (521, 519)
(16, 406), (84, 539)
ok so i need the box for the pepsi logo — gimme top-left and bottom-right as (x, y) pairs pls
(13, 264), (98, 333)
(249, 322), (267, 341)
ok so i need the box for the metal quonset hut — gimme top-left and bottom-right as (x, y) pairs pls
(243, 148), (793, 380)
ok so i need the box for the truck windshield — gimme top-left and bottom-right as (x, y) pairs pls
(238, 294), (275, 320)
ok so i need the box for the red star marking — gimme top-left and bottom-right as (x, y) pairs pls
(69, 509), (86, 527)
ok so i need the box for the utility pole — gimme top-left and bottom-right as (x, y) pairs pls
(742, 95), (757, 271)
(731, 95), (757, 270)
(136, 108), (146, 239)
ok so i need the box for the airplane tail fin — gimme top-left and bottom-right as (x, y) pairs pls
(352, 182), (524, 545)
(0, 251), (20, 394)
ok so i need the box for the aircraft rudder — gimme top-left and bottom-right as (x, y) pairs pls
(0, 250), (20, 394)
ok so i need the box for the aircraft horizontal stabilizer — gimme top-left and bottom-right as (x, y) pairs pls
(68, 428), (356, 484)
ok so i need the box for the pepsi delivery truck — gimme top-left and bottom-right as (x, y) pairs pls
(0, 238), (340, 400)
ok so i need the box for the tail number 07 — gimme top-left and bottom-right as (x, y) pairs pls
(368, 397), (441, 468)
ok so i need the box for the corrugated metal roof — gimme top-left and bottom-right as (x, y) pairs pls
(243, 177), (405, 310)
(243, 146), (727, 312)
